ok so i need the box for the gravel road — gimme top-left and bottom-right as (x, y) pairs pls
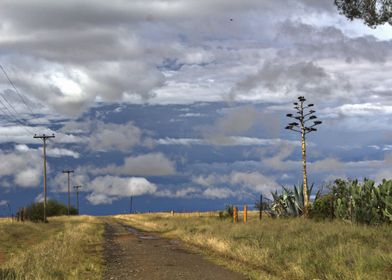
(103, 220), (247, 280)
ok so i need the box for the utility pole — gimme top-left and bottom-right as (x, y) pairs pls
(285, 96), (322, 217)
(73, 185), (82, 215)
(62, 170), (74, 216)
(130, 196), (133, 214)
(259, 194), (263, 221)
(34, 133), (55, 222)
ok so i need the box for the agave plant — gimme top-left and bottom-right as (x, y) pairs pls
(271, 183), (321, 217)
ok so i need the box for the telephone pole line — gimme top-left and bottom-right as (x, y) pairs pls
(129, 196), (133, 214)
(62, 170), (74, 216)
(34, 133), (55, 222)
(73, 185), (82, 215)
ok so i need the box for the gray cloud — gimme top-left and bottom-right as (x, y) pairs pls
(88, 122), (141, 152)
(201, 106), (257, 145)
(276, 21), (392, 63)
(230, 60), (352, 102)
(91, 153), (176, 176)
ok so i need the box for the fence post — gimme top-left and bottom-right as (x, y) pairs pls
(233, 207), (238, 223)
(244, 205), (247, 223)
(23, 207), (27, 221)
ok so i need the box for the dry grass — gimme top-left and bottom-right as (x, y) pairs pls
(0, 216), (103, 280)
(116, 212), (392, 280)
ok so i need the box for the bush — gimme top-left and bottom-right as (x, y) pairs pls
(23, 200), (78, 222)
(310, 194), (334, 220)
(218, 205), (234, 220)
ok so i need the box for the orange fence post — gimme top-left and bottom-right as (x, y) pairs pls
(244, 205), (248, 223)
(233, 207), (238, 223)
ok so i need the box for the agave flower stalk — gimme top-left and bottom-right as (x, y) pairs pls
(285, 96), (322, 216)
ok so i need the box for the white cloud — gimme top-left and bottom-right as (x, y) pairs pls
(229, 171), (279, 195)
(156, 136), (298, 147)
(0, 200), (8, 206)
(203, 188), (235, 199)
(86, 176), (157, 205)
(321, 103), (392, 118)
(15, 168), (41, 187)
(156, 138), (204, 146)
(155, 187), (199, 198)
(15, 144), (79, 158)
(45, 148), (80, 158)
(193, 170), (279, 198)
(35, 193), (48, 203)
(0, 126), (82, 144)
(0, 148), (42, 188)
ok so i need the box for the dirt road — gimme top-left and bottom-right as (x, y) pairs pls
(103, 220), (247, 280)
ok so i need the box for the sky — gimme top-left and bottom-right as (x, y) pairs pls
(1, 0), (392, 215)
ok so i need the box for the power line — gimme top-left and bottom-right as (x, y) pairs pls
(0, 97), (34, 135)
(0, 64), (36, 115)
(0, 64), (41, 134)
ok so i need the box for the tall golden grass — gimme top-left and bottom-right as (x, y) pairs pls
(117, 212), (392, 280)
(0, 216), (103, 280)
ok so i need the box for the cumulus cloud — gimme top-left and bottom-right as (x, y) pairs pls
(193, 170), (279, 198)
(89, 121), (141, 151)
(1, 0), (386, 116)
(321, 103), (392, 118)
(86, 176), (157, 205)
(91, 153), (176, 176)
(15, 144), (79, 158)
(0, 200), (8, 206)
(0, 126), (83, 145)
(155, 187), (199, 198)
(0, 148), (42, 188)
(156, 136), (297, 147)
(50, 168), (89, 193)
(230, 60), (351, 102)
(203, 188), (235, 199)
(276, 21), (392, 62)
(229, 171), (279, 194)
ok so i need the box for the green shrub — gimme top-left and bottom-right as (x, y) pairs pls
(310, 194), (334, 220)
(24, 200), (78, 222)
(219, 205), (234, 220)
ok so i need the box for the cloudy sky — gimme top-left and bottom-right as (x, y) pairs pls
(1, 0), (392, 215)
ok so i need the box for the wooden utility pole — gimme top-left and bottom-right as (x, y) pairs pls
(129, 196), (133, 214)
(259, 194), (263, 220)
(34, 133), (55, 222)
(62, 170), (74, 216)
(74, 185), (82, 215)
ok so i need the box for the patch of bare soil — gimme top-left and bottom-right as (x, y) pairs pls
(103, 221), (247, 280)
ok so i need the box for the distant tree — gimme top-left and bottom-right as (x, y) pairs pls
(23, 200), (78, 222)
(334, 0), (392, 27)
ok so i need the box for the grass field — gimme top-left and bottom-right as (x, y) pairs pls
(0, 216), (103, 280)
(116, 212), (392, 280)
